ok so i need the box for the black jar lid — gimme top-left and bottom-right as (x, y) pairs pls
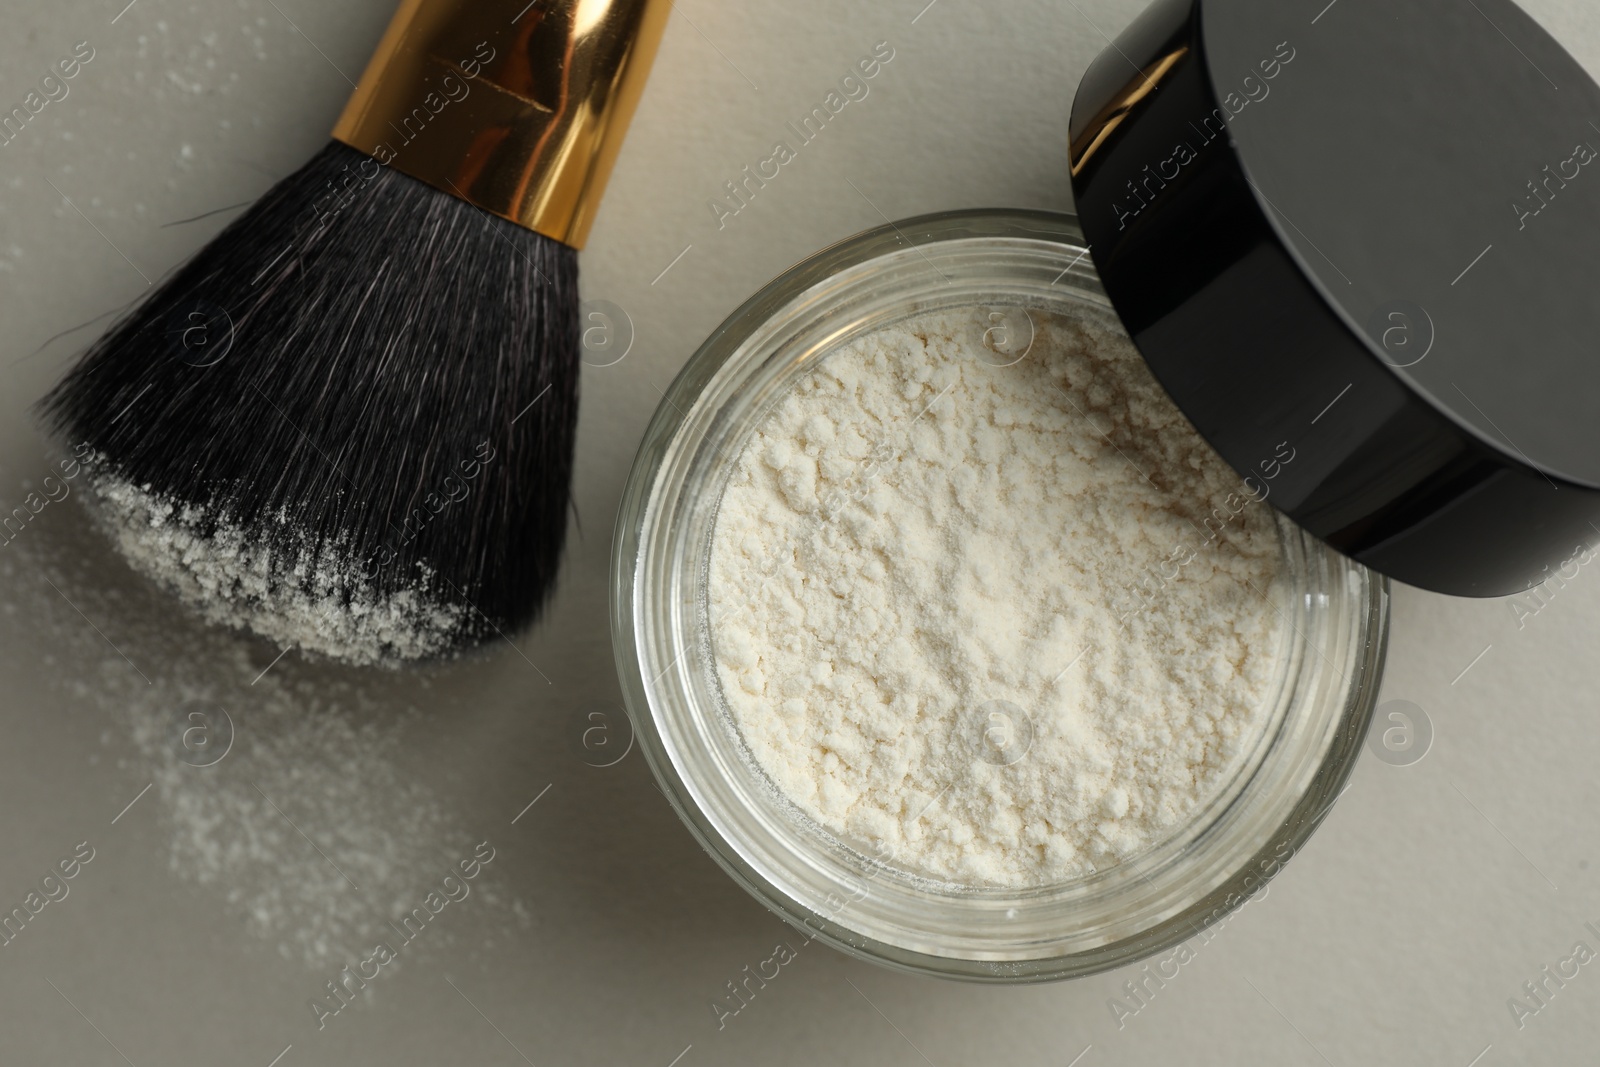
(1069, 0), (1600, 597)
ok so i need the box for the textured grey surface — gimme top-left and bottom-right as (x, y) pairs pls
(1, 1), (1598, 1064)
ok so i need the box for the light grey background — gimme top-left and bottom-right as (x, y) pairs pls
(1, 0), (1597, 1064)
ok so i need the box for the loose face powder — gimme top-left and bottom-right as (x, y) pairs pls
(707, 304), (1287, 887)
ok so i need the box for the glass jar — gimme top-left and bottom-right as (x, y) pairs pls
(610, 209), (1390, 982)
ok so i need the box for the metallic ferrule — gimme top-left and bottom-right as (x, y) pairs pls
(333, 0), (669, 248)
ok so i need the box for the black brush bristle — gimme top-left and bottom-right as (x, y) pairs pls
(40, 140), (580, 664)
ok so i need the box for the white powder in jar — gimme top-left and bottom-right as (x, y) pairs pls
(708, 304), (1287, 887)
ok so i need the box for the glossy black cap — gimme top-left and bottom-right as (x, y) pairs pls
(1069, 0), (1600, 597)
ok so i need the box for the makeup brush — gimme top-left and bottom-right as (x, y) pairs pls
(40, 0), (669, 666)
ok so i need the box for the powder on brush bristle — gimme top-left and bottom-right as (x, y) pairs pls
(90, 474), (465, 665)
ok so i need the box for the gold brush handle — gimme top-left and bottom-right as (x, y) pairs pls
(333, 0), (670, 248)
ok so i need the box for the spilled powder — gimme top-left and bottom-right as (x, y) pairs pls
(87, 475), (463, 666)
(709, 305), (1287, 887)
(0, 532), (528, 971)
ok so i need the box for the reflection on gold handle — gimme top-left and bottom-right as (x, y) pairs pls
(334, 0), (670, 248)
